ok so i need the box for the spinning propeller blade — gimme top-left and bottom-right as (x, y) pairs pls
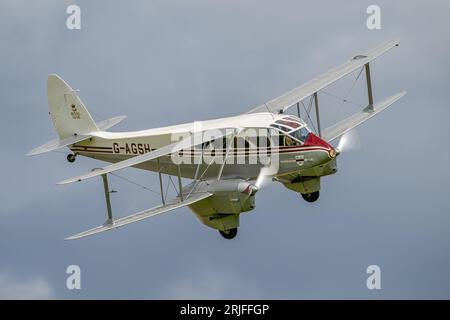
(336, 129), (361, 155)
(255, 165), (277, 189)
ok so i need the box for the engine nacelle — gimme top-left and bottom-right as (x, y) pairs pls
(283, 177), (321, 194)
(185, 179), (257, 231)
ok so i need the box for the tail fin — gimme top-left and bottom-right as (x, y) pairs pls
(27, 74), (127, 156)
(47, 74), (99, 138)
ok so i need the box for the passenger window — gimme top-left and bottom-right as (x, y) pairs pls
(234, 137), (250, 149)
(257, 129), (272, 148)
(257, 136), (271, 148)
(279, 134), (284, 146)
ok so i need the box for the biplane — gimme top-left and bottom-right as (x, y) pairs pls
(28, 39), (405, 240)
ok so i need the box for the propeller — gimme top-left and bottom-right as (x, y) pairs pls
(335, 129), (361, 155)
(239, 164), (278, 197)
(255, 165), (277, 189)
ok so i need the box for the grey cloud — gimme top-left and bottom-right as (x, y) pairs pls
(163, 266), (263, 299)
(0, 269), (54, 299)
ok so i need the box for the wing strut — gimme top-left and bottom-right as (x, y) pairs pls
(101, 173), (113, 223)
(313, 92), (322, 137)
(177, 165), (183, 201)
(364, 63), (374, 111)
(311, 61), (375, 138)
(156, 158), (165, 206)
(66, 167), (213, 240)
(92, 169), (116, 229)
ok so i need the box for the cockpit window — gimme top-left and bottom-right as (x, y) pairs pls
(274, 119), (301, 129)
(270, 124), (290, 132)
(289, 126), (309, 142)
(283, 135), (299, 146)
(269, 116), (312, 146)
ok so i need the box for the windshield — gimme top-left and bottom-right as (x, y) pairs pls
(270, 116), (311, 144)
(289, 126), (310, 142)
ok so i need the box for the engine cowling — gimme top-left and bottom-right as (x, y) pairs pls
(184, 179), (258, 231)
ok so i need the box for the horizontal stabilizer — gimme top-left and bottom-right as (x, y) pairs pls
(27, 134), (92, 156)
(27, 116), (126, 156)
(65, 192), (212, 240)
(96, 115), (127, 131)
(322, 91), (406, 142)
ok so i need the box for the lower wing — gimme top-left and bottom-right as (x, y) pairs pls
(66, 191), (212, 240)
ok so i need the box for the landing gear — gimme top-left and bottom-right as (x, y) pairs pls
(67, 153), (77, 163)
(219, 228), (238, 239)
(301, 191), (319, 203)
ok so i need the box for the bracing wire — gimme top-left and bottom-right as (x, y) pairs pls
(320, 90), (364, 108)
(301, 97), (318, 134)
(325, 66), (365, 122)
(109, 172), (160, 196)
(187, 155), (218, 199)
(164, 175), (171, 202)
(168, 175), (180, 197)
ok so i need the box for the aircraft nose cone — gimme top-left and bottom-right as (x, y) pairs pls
(239, 182), (258, 196)
(304, 133), (333, 150)
(249, 185), (258, 196)
(329, 148), (338, 158)
(335, 147), (342, 156)
(304, 133), (336, 159)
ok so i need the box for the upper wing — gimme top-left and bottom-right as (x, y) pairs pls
(57, 129), (235, 185)
(66, 191), (212, 240)
(322, 91), (406, 142)
(247, 39), (400, 114)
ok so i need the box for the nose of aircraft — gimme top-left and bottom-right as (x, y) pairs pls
(303, 133), (337, 159)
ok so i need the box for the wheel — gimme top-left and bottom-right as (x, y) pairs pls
(301, 191), (319, 203)
(219, 228), (238, 239)
(67, 154), (76, 163)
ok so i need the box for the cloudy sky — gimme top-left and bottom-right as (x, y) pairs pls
(1, 0), (449, 299)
